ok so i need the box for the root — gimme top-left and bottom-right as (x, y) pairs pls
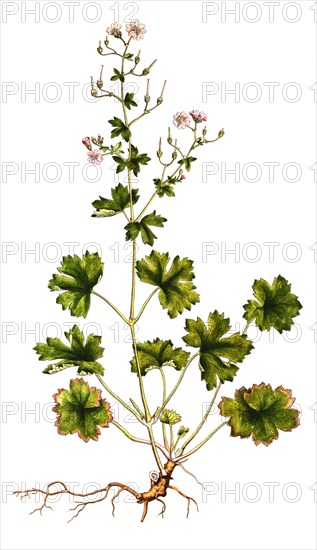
(14, 460), (199, 522)
(14, 481), (139, 523)
(169, 485), (199, 518)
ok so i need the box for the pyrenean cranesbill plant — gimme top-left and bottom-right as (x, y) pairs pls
(15, 20), (302, 522)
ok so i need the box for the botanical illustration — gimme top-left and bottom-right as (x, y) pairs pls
(15, 20), (301, 522)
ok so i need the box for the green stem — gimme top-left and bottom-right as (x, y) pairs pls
(135, 191), (158, 222)
(159, 369), (169, 450)
(129, 398), (143, 417)
(134, 165), (167, 223)
(129, 102), (161, 127)
(134, 288), (159, 323)
(154, 352), (199, 420)
(95, 374), (143, 424)
(130, 323), (152, 424)
(92, 290), (129, 324)
(178, 381), (222, 455)
(147, 423), (165, 473)
(119, 40), (166, 475)
(135, 138), (197, 224)
(169, 424), (174, 456)
(112, 420), (169, 459)
(176, 422), (228, 461)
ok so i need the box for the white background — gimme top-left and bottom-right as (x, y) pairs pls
(1, 1), (316, 549)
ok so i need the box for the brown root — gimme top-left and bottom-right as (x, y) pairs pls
(13, 460), (199, 522)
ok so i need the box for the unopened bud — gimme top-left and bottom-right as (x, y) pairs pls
(82, 137), (92, 150)
(172, 151), (177, 160)
(202, 126), (207, 137)
(157, 137), (163, 158)
(97, 41), (103, 54)
(144, 95), (150, 103)
(157, 97), (163, 105)
(218, 128), (225, 138)
(104, 38), (109, 46)
(142, 68), (150, 76)
(135, 51), (140, 64)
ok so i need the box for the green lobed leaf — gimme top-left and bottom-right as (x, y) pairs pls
(178, 156), (197, 172)
(124, 92), (138, 110)
(177, 426), (189, 438)
(219, 383), (300, 446)
(34, 325), (104, 376)
(108, 116), (131, 142)
(183, 310), (253, 390)
(125, 211), (167, 246)
(243, 275), (302, 333)
(130, 338), (190, 376)
(110, 68), (125, 82)
(112, 145), (151, 176)
(53, 378), (113, 442)
(92, 183), (139, 217)
(160, 409), (182, 425)
(128, 145), (151, 177)
(153, 178), (176, 198)
(48, 251), (103, 318)
(136, 250), (200, 319)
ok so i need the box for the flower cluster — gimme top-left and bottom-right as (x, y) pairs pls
(106, 20), (146, 41)
(82, 136), (105, 165)
(173, 110), (207, 129)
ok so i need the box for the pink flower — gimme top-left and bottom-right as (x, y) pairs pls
(82, 136), (91, 150)
(173, 111), (191, 129)
(180, 174), (186, 180)
(106, 22), (122, 37)
(87, 150), (104, 165)
(189, 110), (207, 123)
(125, 20), (146, 40)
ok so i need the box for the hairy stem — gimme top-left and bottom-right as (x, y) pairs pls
(92, 290), (129, 324)
(134, 288), (159, 323)
(95, 374), (143, 424)
(118, 42), (165, 474)
(178, 382), (222, 455)
(177, 422), (228, 461)
(112, 420), (169, 459)
(159, 368), (169, 450)
(155, 352), (200, 420)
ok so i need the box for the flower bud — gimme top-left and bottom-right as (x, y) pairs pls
(104, 38), (109, 46)
(144, 94), (150, 103)
(135, 51), (140, 64)
(157, 137), (163, 158)
(218, 128), (225, 138)
(157, 97), (163, 105)
(202, 126), (207, 137)
(82, 137), (92, 150)
(142, 68), (150, 76)
(97, 41), (103, 54)
(167, 128), (173, 145)
(172, 151), (177, 160)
